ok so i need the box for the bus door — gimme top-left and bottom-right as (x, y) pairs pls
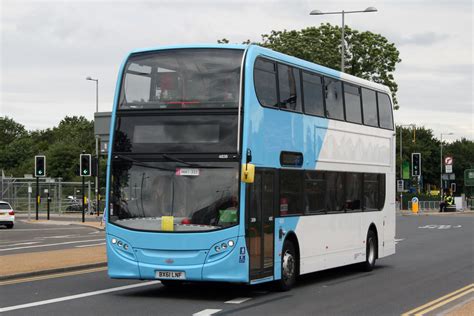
(246, 169), (275, 281)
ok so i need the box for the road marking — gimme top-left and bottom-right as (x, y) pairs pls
(2, 227), (90, 232)
(225, 297), (252, 304)
(0, 239), (104, 252)
(36, 234), (78, 239)
(0, 267), (108, 286)
(416, 288), (474, 315)
(401, 283), (474, 316)
(75, 242), (106, 248)
(0, 241), (41, 247)
(193, 309), (222, 316)
(0, 281), (160, 313)
(418, 225), (462, 230)
(395, 238), (404, 244)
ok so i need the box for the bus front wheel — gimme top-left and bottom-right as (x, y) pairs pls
(275, 240), (297, 291)
(361, 230), (377, 272)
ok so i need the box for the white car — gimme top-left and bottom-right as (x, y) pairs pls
(0, 201), (15, 229)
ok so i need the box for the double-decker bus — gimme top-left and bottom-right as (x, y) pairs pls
(106, 44), (395, 290)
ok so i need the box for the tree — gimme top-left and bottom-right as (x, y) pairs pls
(0, 116), (27, 149)
(219, 23), (401, 107)
(445, 138), (474, 194)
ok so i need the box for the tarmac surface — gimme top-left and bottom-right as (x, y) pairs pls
(0, 212), (472, 315)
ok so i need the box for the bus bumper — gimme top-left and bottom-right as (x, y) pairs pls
(107, 235), (249, 283)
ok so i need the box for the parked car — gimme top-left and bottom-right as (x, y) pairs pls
(0, 201), (15, 229)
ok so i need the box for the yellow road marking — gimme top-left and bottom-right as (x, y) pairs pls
(0, 267), (107, 286)
(401, 283), (474, 316)
(415, 288), (474, 315)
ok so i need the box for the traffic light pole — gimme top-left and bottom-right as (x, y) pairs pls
(82, 176), (85, 223)
(35, 176), (39, 220)
(47, 190), (50, 220)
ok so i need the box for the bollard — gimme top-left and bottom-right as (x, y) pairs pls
(412, 197), (419, 214)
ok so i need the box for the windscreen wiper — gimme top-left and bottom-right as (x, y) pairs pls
(114, 155), (174, 171)
(161, 154), (232, 169)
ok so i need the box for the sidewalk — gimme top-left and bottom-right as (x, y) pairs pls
(1, 215), (107, 281)
(400, 210), (474, 216)
(0, 246), (107, 281)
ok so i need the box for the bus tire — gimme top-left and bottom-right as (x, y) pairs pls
(275, 240), (297, 291)
(361, 230), (377, 272)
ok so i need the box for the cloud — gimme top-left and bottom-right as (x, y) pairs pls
(395, 32), (450, 46)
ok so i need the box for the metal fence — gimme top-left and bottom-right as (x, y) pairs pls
(1, 175), (97, 214)
(408, 200), (441, 212)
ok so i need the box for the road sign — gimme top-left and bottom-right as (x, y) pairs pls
(397, 180), (404, 192)
(411, 197), (419, 213)
(465, 169), (474, 186)
(445, 165), (453, 173)
(444, 156), (453, 165)
(442, 173), (455, 180)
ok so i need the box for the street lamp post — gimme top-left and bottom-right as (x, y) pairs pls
(440, 133), (453, 202)
(86, 76), (100, 216)
(309, 7), (377, 72)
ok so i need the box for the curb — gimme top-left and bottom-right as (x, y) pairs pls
(19, 219), (105, 232)
(0, 262), (108, 282)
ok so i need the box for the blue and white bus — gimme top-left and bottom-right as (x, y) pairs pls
(105, 44), (395, 290)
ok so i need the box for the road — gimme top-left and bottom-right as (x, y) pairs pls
(1, 214), (473, 315)
(0, 221), (105, 255)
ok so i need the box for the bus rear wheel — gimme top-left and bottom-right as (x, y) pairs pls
(275, 240), (297, 291)
(361, 230), (377, 272)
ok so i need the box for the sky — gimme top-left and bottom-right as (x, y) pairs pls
(1, 0), (473, 142)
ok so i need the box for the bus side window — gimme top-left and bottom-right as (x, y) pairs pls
(254, 58), (278, 108)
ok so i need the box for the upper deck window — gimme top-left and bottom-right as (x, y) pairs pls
(278, 64), (302, 112)
(344, 83), (362, 124)
(254, 58), (278, 107)
(377, 93), (394, 130)
(302, 72), (324, 117)
(119, 49), (243, 110)
(324, 78), (344, 120)
(362, 88), (378, 127)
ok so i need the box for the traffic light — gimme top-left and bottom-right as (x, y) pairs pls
(80, 154), (92, 176)
(35, 155), (46, 177)
(412, 153), (421, 176)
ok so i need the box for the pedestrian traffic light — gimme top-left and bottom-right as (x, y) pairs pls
(35, 155), (46, 177)
(451, 182), (456, 193)
(80, 154), (92, 176)
(412, 153), (421, 176)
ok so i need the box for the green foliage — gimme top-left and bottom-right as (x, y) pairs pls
(0, 116), (95, 181)
(0, 117), (27, 148)
(444, 138), (474, 193)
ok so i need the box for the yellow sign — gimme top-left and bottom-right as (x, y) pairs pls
(161, 216), (174, 231)
(412, 197), (419, 213)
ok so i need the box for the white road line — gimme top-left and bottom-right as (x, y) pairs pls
(0, 281), (160, 313)
(0, 241), (41, 247)
(36, 235), (78, 239)
(193, 309), (222, 316)
(0, 239), (104, 252)
(224, 297), (252, 304)
(75, 243), (106, 248)
(395, 238), (405, 243)
(2, 227), (90, 231)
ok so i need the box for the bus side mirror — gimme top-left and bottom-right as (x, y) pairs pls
(241, 163), (255, 183)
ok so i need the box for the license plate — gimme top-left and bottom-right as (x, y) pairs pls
(155, 271), (186, 280)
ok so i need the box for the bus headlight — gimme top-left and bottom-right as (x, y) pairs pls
(215, 245), (221, 252)
(221, 243), (228, 250)
(228, 240), (235, 247)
